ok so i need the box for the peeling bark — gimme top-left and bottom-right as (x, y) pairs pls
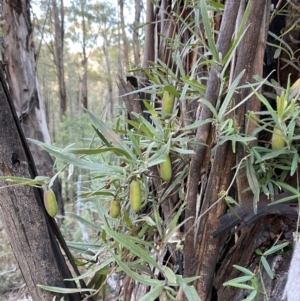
(184, 1), (267, 300)
(214, 215), (296, 301)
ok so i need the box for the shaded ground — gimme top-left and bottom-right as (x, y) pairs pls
(0, 225), (32, 301)
(0, 204), (112, 301)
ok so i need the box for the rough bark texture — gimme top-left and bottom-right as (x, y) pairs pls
(1, 0), (64, 217)
(0, 67), (82, 301)
(117, 76), (143, 122)
(143, 0), (155, 68)
(232, 0), (268, 205)
(184, 2), (240, 265)
(236, 0), (270, 204)
(214, 215), (296, 301)
(184, 1), (270, 300)
(184, 0), (240, 284)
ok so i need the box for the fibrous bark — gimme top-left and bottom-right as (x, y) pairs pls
(184, 1), (267, 300)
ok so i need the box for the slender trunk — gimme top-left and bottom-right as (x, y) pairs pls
(143, 0), (155, 68)
(184, 2), (266, 300)
(133, 0), (141, 67)
(81, 56), (88, 109)
(52, 0), (67, 121)
(119, 0), (130, 70)
(81, 0), (88, 109)
(103, 40), (114, 119)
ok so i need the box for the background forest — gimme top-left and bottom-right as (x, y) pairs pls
(33, 0), (140, 144)
(1, 0), (300, 301)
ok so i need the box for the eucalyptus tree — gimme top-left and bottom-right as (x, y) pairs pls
(51, 0), (67, 121)
(67, 0), (100, 110)
(132, 0), (142, 67)
(118, 0), (130, 70)
(33, 0), (67, 122)
(0, 1), (83, 299)
(93, 2), (118, 118)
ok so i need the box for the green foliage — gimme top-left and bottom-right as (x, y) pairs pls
(54, 111), (96, 148)
(26, 104), (196, 299)
(5, 0), (300, 300)
(244, 77), (300, 202)
(223, 242), (289, 301)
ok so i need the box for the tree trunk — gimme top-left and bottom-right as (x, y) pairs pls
(143, 0), (155, 68)
(119, 0), (130, 70)
(52, 0), (67, 121)
(0, 67), (82, 301)
(1, 0), (64, 219)
(103, 38), (114, 119)
(133, 0), (141, 67)
(81, 0), (88, 109)
(81, 56), (88, 109)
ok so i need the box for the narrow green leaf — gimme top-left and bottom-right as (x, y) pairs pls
(223, 282), (254, 290)
(200, 0), (218, 60)
(180, 76), (206, 94)
(86, 110), (134, 158)
(222, 0), (251, 66)
(164, 84), (180, 97)
(65, 258), (113, 281)
(268, 31), (294, 58)
(219, 70), (245, 117)
(123, 208), (133, 229)
(260, 256), (273, 279)
(0, 176), (46, 188)
(274, 181), (300, 196)
(223, 275), (253, 285)
(67, 212), (102, 231)
(176, 275), (201, 301)
(232, 265), (255, 276)
(274, 48), (281, 59)
(104, 226), (161, 270)
(162, 266), (177, 284)
(110, 251), (163, 286)
(263, 242), (289, 256)
(127, 131), (143, 160)
(37, 285), (96, 294)
(246, 158), (260, 214)
(28, 139), (121, 173)
(241, 290), (257, 301)
(67, 147), (132, 160)
(291, 152), (299, 176)
(147, 141), (171, 167)
(139, 285), (164, 301)
(152, 202), (162, 236)
(91, 125), (112, 147)
(269, 193), (299, 205)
